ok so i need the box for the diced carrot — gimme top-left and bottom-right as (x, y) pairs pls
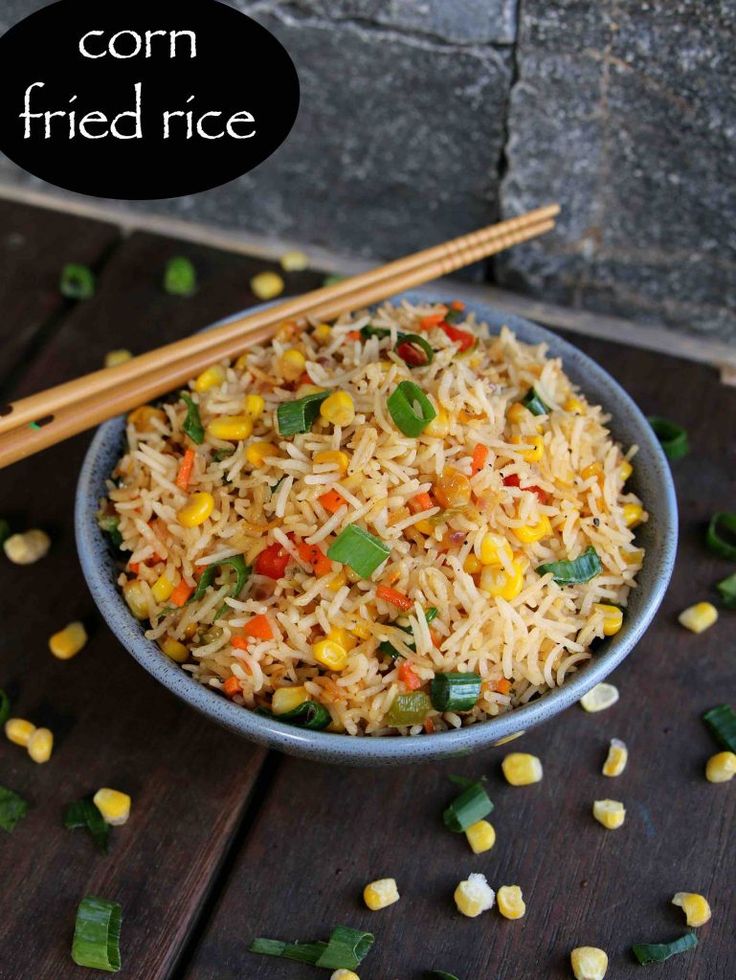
(376, 584), (413, 611)
(176, 448), (196, 490)
(295, 539), (333, 577)
(423, 717), (435, 734)
(419, 312), (446, 331)
(231, 636), (249, 650)
(297, 371), (312, 387)
(408, 491), (433, 514)
(347, 330), (361, 340)
(450, 300), (465, 312)
(128, 562), (140, 575)
(398, 662), (421, 690)
(170, 579), (194, 608)
(244, 614), (273, 640)
(430, 628), (442, 649)
(495, 678), (512, 695)
(319, 489), (347, 514)
(471, 444), (490, 476)
(223, 676), (241, 698)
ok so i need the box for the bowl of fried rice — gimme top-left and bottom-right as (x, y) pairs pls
(75, 290), (677, 765)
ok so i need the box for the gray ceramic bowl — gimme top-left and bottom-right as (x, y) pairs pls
(75, 290), (677, 766)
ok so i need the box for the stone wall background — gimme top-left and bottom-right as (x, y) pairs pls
(1, 1), (734, 341)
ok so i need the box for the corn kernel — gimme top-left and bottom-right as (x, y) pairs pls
(454, 873), (495, 918)
(27, 727), (53, 764)
(327, 627), (357, 651)
(235, 352), (249, 373)
(104, 349), (132, 368)
(564, 397), (585, 414)
(502, 752), (543, 786)
(425, 406), (450, 438)
(3, 529), (51, 565)
(592, 799), (625, 829)
(313, 639), (349, 671)
(570, 947), (609, 980)
(160, 637), (189, 663)
(5, 718), (36, 747)
(93, 788), (132, 826)
(152, 574), (175, 604)
(272, 686), (309, 715)
(593, 603), (624, 636)
(178, 491), (215, 528)
(128, 405), (166, 432)
(672, 892), (711, 928)
(328, 570), (348, 593)
(619, 459), (633, 482)
(123, 579), (149, 619)
(320, 391), (355, 427)
(512, 514), (552, 544)
(194, 364), (226, 393)
(507, 402), (528, 424)
(246, 442), (279, 468)
(622, 502), (645, 527)
(280, 250), (309, 272)
(49, 621), (88, 660)
(250, 270), (285, 300)
(511, 433), (544, 463)
(705, 750), (736, 783)
(350, 620), (372, 640)
(465, 820), (496, 854)
(434, 468), (472, 509)
(363, 878), (400, 911)
(244, 393), (265, 419)
(279, 348), (307, 381)
(579, 682), (619, 713)
(314, 449), (350, 474)
(464, 554), (482, 575)
(581, 462), (604, 481)
(480, 533), (513, 566)
(678, 601), (718, 634)
(330, 972), (360, 980)
(497, 885), (526, 920)
(480, 558), (525, 601)
(602, 738), (628, 777)
(313, 323), (333, 345)
(206, 416), (253, 442)
(415, 519), (435, 535)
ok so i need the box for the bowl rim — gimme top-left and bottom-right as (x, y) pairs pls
(75, 289), (678, 765)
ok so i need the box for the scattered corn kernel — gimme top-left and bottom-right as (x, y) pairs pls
(678, 601), (718, 634)
(497, 885), (526, 920)
(330, 972), (359, 980)
(160, 637), (189, 663)
(4, 529), (51, 565)
(5, 718), (36, 747)
(425, 406), (450, 438)
(512, 514), (552, 544)
(570, 946), (608, 980)
(314, 449), (350, 474)
(593, 604), (624, 637)
(194, 364), (226, 393)
(507, 402), (528, 424)
(480, 533), (513, 567)
(206, 416), (253, 442)
(350, 620), (371, 640)
(104, 349), (132, 368)
(480, 558), (525, 601)
(123, 579), (149, 619)
(463, 554), (482, 575)
(27, 727), (53, 764)
(272, 686), (309, 715)
(49, 621), (88, 660)
(279, 250), (309, 272)
(705, 750), (736, 783)
(152, 574), (175, 604)
(328, 570), (348, 593)
(178, 491), (215, 527)
(502, 752), (543, 786)
(313, 323), (332, 345)
(454, 873), (495, 918)
(246, 442), (279, 468)
(250, 270), (284, 300)
(602, 738), (628, 777)
(622, 502), (645, 527)
(320, 391), (355, 427)
(465, 820), (496, 855)
(128, 405), (166, 432)
(579, 683), (619, 713)
(619, 459), (633, 482)
(93, 788), (132, 826)
(564, 397), (585, 414)
(279, 348), (306, 381)
(313, 639), (349, 672)
(672, 892), (711, 928)
(363, 878), (400, 911)
(244, 393), (265, 419)
(581, 462), (604, 482)
(592, 799), (626, 829)
(327, 627), (357, 651)
(512, 433), (544, 463)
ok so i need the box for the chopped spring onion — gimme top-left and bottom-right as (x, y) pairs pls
(72, 896), (122, 972)
(716, 571), (736, 609)
(387, 381), (437, 436)
(64, 798), (110, 852)
(164, 256), (197, 297)
(632, 932), (697, 965)
(521, 387), (550, 416)
(443, 779), (493, 833)
(0, 688), (10, 727)
(386, 692), (431, 726)
(278, 701), (331, 730)
(278, 391), (330, 436)
(648, 416), (689, 461)
(0, 785), (29, 832)
(327, 525), (390, 578)
(430, 973), (460, 980)
(425, 606), (439, 625)
(395, 333), (435, 367)
(0, 519), (10, 547)
(250, 926), (374, 970)
(360, 324), (391, 339)
(98, 515), (123, 550)
(444, 308), (464, 325)
(191, 555), (251, 619)
(537, 546), (602, 585)
(706, 512), (736, 561)
(431, 672), (481, 712)
(380, 607), (438, 660)
(323, 274), (344, 287)
(212, 447), (235, 462)
(702, 704), (736, 753)
(180, 393), (205, 445)
(60, 263), (95, 300)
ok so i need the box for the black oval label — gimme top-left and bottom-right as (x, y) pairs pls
(0, 0), (300, 200)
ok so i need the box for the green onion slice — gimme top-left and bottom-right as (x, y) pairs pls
(60, 263), (95, 300)
(702, 704), (736, 753)
(323, 274), (344, 287)
(648, 416), (689, 461)
(386, 692), (432, 726)
(431, 672), (481, 712)
(0, 688), (10, 727)
(64, 798), (110, 852)
(537, 546), (602, 585)
(424, 606), (439, 625)
(632, 932), (697, 965)
(180, 393), (205, 445)
(360, 324), (391, 340)
(164, 256), (197, 297)
(430, 972), (460, 980)
(250, 926), (374, 970)
(716, 571), (736, 609)
(212, 447), (235, 463)
(395, 333), (435, 367)
(444, 308), (464, 325)
(278, 391), (330, 436)
(706, 512), (736, 561)
(381, 607), (439, 660)
(387, 381), (437, 437)
(72, 896), (122, 972)
(0, 518), (10, 547)
(521, 387), (550, 416)
(98, 515), (123, 550)
(327, 525), (390, 578)
(191, 555), (251, 619)
(0, 785), (29, 832)
(443, 780), (493, 833)
(278, 701), (331, 731)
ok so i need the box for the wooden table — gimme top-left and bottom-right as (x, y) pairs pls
(0, 199), (733, 980)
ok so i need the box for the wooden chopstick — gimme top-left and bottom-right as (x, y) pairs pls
(0, 204), (559, 438)
(0, 212), (557, 468)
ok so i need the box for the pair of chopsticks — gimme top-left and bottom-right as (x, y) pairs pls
(0, 204), (559, 468)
